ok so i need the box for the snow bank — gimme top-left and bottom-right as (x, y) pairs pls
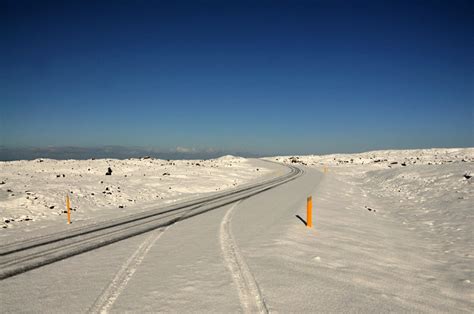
(266, 147), (473, 310)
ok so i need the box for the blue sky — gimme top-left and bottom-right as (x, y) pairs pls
(1, 0), (473, 158)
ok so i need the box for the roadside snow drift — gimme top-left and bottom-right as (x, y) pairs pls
(264, 148), (473, 311)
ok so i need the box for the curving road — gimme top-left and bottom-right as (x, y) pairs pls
(0, 161), (302, 281)
(0, 158), (323, 312)
(3, 158), (464, 312)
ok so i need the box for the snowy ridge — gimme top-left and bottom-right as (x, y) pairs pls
(267, 147), (474, 167)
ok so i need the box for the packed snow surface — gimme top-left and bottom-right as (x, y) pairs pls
(0, 156), (268, 230)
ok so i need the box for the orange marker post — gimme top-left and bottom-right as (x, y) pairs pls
(307, 196), (312, 228)
(66, 194), (71, 224)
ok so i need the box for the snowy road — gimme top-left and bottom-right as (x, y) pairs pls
(0, 160), (309, 312)
(0, 161), (300, 281)
(1, 158), (472, 312)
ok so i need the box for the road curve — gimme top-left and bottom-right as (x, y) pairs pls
(0, 162), (302, 280)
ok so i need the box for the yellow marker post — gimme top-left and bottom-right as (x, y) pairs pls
(307, 196), (312, 228)
(66, 195), (71, 224)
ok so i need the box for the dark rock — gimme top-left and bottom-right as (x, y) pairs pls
(49, 206), (55, 209)
(105, 167), (113, 175)
(464, 173), (472, 180)
(118, 205), (124, 208)
(62, 174), (65, 177)
(4, 219), (10, 223)
(390, 162), (398, 165)
(364, 206), (375, 212)
(7, 189), (12, 192)
(0, 181), (5, 185)
(401, 162), (407, 166)
(162, 172), (170, 176)
(91, 193), (95, 196)
(57, 175), (61, 178)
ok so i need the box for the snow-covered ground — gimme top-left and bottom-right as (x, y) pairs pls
(1, 148), (473, 312)
(0, 156), (269, 231)
(264, 148), (473, 311)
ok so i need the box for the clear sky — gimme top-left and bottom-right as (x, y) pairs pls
(1, 0), (473, 158)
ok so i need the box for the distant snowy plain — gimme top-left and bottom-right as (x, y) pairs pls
(0, 155), (268, 232)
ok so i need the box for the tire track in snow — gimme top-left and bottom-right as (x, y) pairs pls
(89, 225), (171, 314)
(220, 201), (269, 313)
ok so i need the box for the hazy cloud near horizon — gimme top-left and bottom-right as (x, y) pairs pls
(0, 146), (261, 161)
(2, 145), (474, 162)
